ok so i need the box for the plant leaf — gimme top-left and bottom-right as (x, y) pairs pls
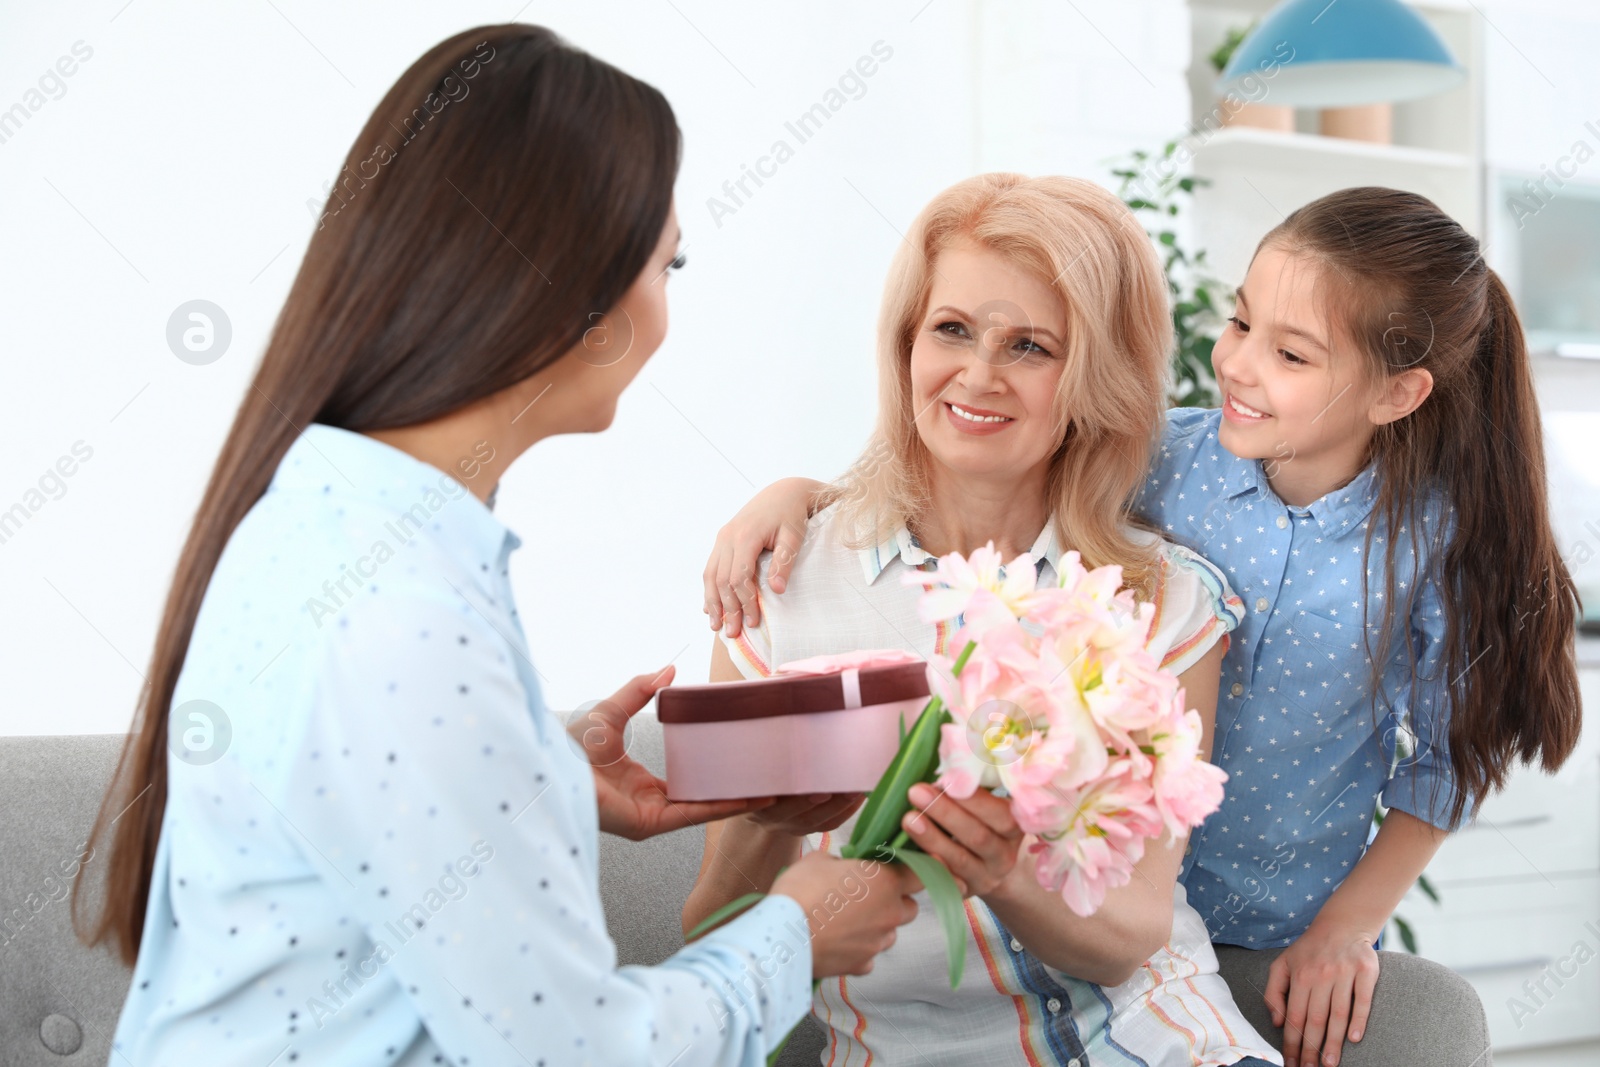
(1416, 874), (1441, 905)
(765, 978), (824, 1066)
(1391, 914), (1419, 954)
(889, 847), (968, 988)
(686, 891), (768, 942)
(844, 698), (946, 859)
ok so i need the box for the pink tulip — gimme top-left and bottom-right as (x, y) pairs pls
(908, 543), (1226, 918)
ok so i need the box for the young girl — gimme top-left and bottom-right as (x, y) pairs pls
(703, 186), (1582, 1067)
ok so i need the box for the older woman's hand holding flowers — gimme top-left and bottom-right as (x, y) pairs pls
(831, 541), (1229, 986)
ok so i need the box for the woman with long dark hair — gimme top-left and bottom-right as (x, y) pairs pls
(74, 24), (918, 1066)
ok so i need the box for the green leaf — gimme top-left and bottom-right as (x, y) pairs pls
(685, 891), (768, 942)
(1416, 874), (1441, 905)
(885, 717), (948, 855)
(1391, 914), (1419, 954)
(846, 642), (973, 859)
(844, 698), (946, 859)
(766, 979), (825, 1066)
(889, 847), (968, 987)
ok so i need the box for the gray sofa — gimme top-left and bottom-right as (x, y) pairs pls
(1, 730), (1492, 1066)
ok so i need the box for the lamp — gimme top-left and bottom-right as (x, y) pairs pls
(1216, 0), (1465, 109)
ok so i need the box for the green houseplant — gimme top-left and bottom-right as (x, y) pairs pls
(1109, 142), (1225, 408)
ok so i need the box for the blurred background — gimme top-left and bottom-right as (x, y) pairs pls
(1, 1), (1596, 1061)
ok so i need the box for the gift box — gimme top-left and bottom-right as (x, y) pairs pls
(658, 650), (931, 801)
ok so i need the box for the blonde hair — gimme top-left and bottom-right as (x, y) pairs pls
(818, 172), (1172, 598)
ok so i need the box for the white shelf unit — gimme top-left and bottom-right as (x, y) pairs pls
(1185, 0), (1484, 286)
(1398, 664), (1600, 1052)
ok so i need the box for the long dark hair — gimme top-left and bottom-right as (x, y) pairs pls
(73, 23), (681, 964)
(1262, 186), (1581, 826)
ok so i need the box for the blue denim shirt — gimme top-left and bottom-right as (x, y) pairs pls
(1136, 408), (1468, 948)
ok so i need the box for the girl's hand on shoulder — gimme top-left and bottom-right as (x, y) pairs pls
(898, 783), (1023, 898)
(1264, 917), (1381, 1067)
(703, 477), (821, 639)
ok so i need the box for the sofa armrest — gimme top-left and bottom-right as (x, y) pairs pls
(1214, 943), (1493, 1067)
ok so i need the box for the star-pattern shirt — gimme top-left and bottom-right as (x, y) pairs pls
(1135, 407), (1471, 949)
(110, 423), (813, 1067)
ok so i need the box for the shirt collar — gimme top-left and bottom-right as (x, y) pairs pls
(1295, 463), (1380, 533)
(268, 424), (520, 575)
(858, 517), (1062, 585)
(1215, 445), (1379, 534)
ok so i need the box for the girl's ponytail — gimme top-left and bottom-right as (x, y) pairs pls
(1435, 268), (1581, 820)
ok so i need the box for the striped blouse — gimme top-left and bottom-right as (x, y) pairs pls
(721, 503), (1280, 1066)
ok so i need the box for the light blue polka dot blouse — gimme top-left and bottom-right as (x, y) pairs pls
(1135, 407), (1472, 950)
(110, 423), (812, 1066)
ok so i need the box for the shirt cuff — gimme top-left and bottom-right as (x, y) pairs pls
(1382, 766), (1473, 831)
(698, 893), (814, 1054)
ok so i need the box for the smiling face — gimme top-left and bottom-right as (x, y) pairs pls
(908, 238), (1070, 487)
(1211, 242), (1391, 503)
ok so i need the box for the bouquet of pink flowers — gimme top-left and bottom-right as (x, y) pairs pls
(834, 542), (1228, 985)
(687, 541), (1228, 1012)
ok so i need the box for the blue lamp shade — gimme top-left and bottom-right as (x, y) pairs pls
(1216, 0), (1466, 109)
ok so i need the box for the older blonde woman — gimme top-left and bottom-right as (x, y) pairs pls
(682, 174), (1281, 1066)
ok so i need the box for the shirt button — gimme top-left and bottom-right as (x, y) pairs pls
(1254, 597), (1269, 613)
(1009, 938), (1023, 952)
(1276, 515), (1289, 529)
(1047, 997), (1062, 1014)
(1068, 1057), (1081, 1067)
(1231, 682), (1244, 697)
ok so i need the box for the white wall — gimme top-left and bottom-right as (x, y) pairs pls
(1477, 0), (1600, 604)
(0, 0), (1192, 735)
